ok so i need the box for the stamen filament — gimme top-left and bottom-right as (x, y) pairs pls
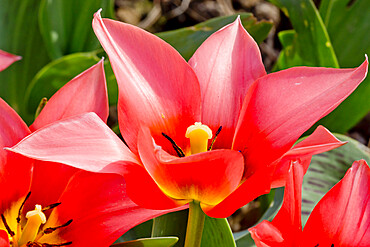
(42, 203), (61, 212)
(1, 214), (15, 237)
(17, 191), (31, 223)
(162, 132), (185, 157)
(43, 219), (73, 234)
(26, 241), (73, 247)
(208, 126), (222, 151)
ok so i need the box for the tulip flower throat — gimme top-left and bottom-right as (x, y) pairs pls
(1, 192), (72, 247)
(163, 122), (220, 157)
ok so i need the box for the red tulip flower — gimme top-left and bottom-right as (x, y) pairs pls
(9, 11), (368, 218)
(249, 159), (370, 247)
(0, 60), (174, 246)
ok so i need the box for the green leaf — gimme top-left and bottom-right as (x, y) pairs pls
(38, 0), (114, 59)
(151, 210), (188, 247)
(157, 14), (272, 61)
(271, 0), (339, 69)
(301, 134), (370, 225)
(234, 188), (284, 247)
(25, 52), (118, 119)
(0, 0), (51, 114)
(112, 237), (178, 247)
(201, 217), (236, 247)
(319, 0), (369, 67)
(151, 209), (236, 247)
(313, 0), (370, 133)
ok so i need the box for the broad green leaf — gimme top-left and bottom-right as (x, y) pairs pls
(25, 52), (118, 119)
(314, 0), (370, 132)
(270, 0), (338, 69)
(0, 0), (50, 115)
(301, 134), (370, 224)
(112, 237), (178, 247)
(201, 217), (236, 247)
(151, 209), (235, 247)
(320, 0), (369, 67)
(152, 210), (188, 247)
(234, 188), (284, 247)
(38, 0), (114, 59)
(157, 14), (272, 61)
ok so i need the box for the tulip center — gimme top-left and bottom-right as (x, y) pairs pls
(17, 205), (46, 246)
(185, 122), (213, 155)
(0, 192), (72, 247)
(162, 123), (221, 157)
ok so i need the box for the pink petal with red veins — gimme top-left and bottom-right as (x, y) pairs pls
(8, 113), (138, 173)
(41, 171), (181, 247)
(189, 17), (266, 149)
(0, 49), (21, 71)
(93, 10), (201, 155)
(30, 59), (109, 131)
(0, 230), (10, 246)
(271, 126), (345, 188)
(138, 128), (244, 208)
(233, 58), (368, 178)
(0, 98), (32, 212)
(302, 160), (370, 247)
(249, 220), (285, 247)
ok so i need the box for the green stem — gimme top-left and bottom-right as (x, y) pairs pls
(184, 201), (206, 247)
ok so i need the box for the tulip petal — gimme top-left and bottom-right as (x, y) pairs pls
(234, 58), (368, 177)
(271, 161), (303, 242)
(93, 10), (201, 155)
(0, 98), (30, 149)
(23, 161), (79, 214)
(249, 160), (304, 246)
(271, 126), (345, 188)
(302, 160), (370, 246)
(0, 99), (32, 212)
(0, 49), (21, 71)
(40, 171), (178, 247)
(30, 59), (109, 131)
(202, 167), (272, 218)
(138, 128), (244, 207)
(117, 162), (189, 210)
(0, 230), (10, 246)
(189, 17), (266, 149)
(249, 220), (285, 247)
(9, 113), (138, 173)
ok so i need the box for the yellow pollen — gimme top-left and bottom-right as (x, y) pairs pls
(185, 122), (212, 154)
(18, 205), (46, 246)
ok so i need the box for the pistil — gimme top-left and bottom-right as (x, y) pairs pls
(185, 122), (212, 154)
(18, 205), (46, 246)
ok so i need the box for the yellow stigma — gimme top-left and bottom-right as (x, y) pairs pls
(18, 205), (46, 246)
(185, 122), (212, 154)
